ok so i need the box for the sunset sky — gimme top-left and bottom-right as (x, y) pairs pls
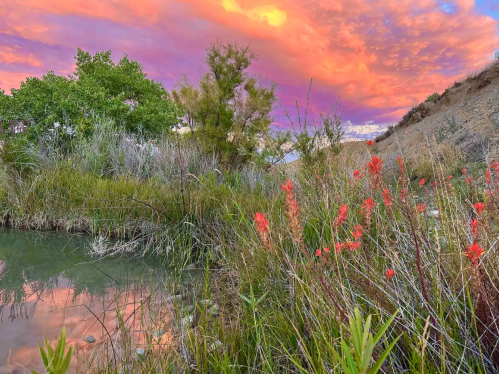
(0, 0), (498, 137)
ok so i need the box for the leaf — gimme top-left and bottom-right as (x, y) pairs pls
(368, 334), (402, 374)
(38, 343), (48, 367)
(60, 345), (74, 374)
(373, 309), (399, 346)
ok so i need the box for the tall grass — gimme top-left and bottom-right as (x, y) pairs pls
(3, 121), (499, 372)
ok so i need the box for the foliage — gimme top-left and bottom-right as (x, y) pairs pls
(32, 327), (73, 374)
(285, 79), (345, 171)
(172, 41), (277, 165)
(331, 308), (401, 374)
(0, 49), (181, 140)
(425, 92), (440, 103)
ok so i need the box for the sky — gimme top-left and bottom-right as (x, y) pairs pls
(0, 0), (498, 138)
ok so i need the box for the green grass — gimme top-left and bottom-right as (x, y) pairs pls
(3, 132), (499, 373)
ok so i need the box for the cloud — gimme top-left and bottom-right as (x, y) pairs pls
(0, 0), (497, 127)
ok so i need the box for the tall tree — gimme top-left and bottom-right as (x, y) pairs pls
(173, 41), (277, 164)
(1, 49), (181, 140)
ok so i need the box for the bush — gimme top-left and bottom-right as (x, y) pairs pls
(425, 92), (440, 103)
(0, 49), (182, 141)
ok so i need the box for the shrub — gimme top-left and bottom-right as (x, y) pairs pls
(425, 92), (440, 103)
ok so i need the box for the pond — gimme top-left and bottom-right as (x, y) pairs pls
(0, 230), (200, 373)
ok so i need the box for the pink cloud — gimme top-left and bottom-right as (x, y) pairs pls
(0, 0), (497, 128)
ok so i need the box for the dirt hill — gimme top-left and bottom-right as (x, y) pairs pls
(373, 61), (499, 178)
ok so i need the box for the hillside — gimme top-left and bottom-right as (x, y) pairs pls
(374, 60), (499, 178)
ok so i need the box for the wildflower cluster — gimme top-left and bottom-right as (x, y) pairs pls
(282, 180), (303, 244)
(254, 212), (272, 249)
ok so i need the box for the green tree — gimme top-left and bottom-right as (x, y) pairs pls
(173, 41), (277, 165)
(1, 49), (181, 140)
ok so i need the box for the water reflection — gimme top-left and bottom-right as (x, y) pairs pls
(0, 230), (195, 373)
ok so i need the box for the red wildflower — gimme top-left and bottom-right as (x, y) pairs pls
(366, 140), (374, 147)
(346, 241), (360, 251)
(490, 160), (499, 170)
(353, 170), (363, 182)
(465, 178), (471, 187)
(335, 243), (345, 253)
(400, 188), (407, 201)
(352, 225), (363, 239)
(315, 249), (322, 257)
(465, 243), (484, 268)
(416, 203), (426, 214)
(334, 205), (348, 227)
(474, 202), (486, 216)
(419, 179), (425, 187)
(485, 170), (491, 185)
(362, 198), (375, 213)
(381, 189), (392, 207)
(397, 156), (405, 173)
(328, 174), (331, 178)
(281, 180), (294, 195)
(447, 175), (453, 182)
(324, 247), (330, 254)
(254, 212), (272, 249)
(282, 180), (302, 244)
(470, 219), (478, 238)
(385, 269), (395, 280)
(254, 212), (268, 234)
(462, 168), (467, 175)
(368, 156), (383, 176)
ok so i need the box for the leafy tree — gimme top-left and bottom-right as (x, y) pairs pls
(0, 49), (181, 140)
(172, 42), (277, 165)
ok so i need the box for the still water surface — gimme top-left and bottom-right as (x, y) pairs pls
(0, 230), (196, 373)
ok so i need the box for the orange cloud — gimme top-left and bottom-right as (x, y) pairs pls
(0, 0), (497, 125)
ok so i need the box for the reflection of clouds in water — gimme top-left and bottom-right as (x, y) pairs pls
(1, 284), (176, 374)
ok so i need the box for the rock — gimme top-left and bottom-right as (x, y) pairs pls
(198, 299), (213, 307)
(135, 348), (146, 361)
(427, 209), (440, 219)
(182, 305), (195, 314)
(81, 335), (96, 343)
(207, 304), (219, 317)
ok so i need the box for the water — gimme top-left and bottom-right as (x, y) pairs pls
(0, 230), (197, 373)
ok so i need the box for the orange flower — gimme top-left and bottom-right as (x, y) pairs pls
(353, 170), (363, 182)
(254, 212), (268, 234)
(368, 156), (383, 176)
(400, 188), (407, 201)
(470, 219), (478, 237)
(465, 243), (484, 268)
(347, 242), (360, 251)
(381, 189), (392, 207)
(419, 179), (425, 187)
(473, 202), (485, 216)
(362, 198), (375, 212)
(485, 170), (491, 185)
(397, 156), (405, 173)
(385, 269), (395, 280)
(334, 205), (348, 227)
(281, 180), (294, 195)
(352, 225), (363, 239)
(335, 243), (345, 253)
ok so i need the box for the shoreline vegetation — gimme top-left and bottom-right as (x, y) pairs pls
(2, 42), (499, 373)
